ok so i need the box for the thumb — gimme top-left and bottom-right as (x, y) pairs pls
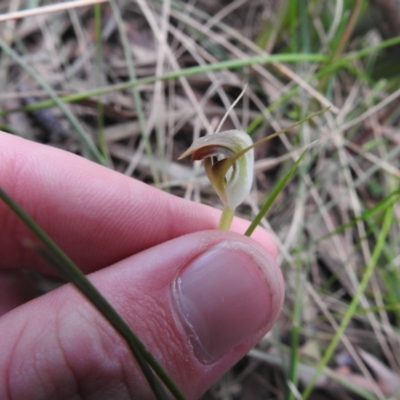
(0, 230), (284, 400)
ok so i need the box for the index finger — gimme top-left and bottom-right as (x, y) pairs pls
(0, 132), (277, 274)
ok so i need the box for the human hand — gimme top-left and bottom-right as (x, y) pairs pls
(0, 131), (284, 400)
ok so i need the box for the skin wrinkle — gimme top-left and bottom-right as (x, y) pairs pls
(56, 301), (133, 400)
(58, 285), (174, 399)
(138, 294), (198, 397)
(110, 263), (196, 397)
(6, 320), (50, 399)
(5, 294), (80, 400)
(3, 318), (28, 400)
(120, 285), (187, 374)
(54, 304), (80, 400)
(33, 311), (78, 399)
(141, 294), (182, 365)
(31, 342), (53, 399)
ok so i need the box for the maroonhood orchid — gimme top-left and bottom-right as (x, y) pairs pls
(179, 106), (328, 231)
(179, 129), (254, 229)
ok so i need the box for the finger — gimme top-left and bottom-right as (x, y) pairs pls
(0, 132), (277, 274)
(0, 230), (284, 400)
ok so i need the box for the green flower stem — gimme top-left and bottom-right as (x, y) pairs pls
(218, 206), (235, 230)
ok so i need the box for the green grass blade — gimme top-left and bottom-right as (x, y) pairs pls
(250, 348), (376, 400)
(245, 140), (310, 400)
(298, 0), (311, 53)
(94, 2), (108, 162)
(2, 35), (399, 121)
(109, 0), (160, 184)
(245, 148), (309, 237)
(318, 189), (400, 241)
(301, 204), (394, 399)
(0, 53), (328, 117)
(0, 39), (107, 166)
(0, 186), (185, 400)
(286, 264), (302, 400)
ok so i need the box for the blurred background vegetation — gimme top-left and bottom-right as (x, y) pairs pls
(0, 0), (400, 399)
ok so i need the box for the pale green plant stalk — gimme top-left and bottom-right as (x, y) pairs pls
(218, 206), (235, 230)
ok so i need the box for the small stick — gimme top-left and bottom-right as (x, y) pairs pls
(0, 0), (108, 22)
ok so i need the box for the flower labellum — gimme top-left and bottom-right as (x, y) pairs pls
(179, 130), (254, 210)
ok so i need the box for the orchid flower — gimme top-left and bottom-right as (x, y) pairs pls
(179, 93), (328, 231)
(179, 129), (254, 229)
